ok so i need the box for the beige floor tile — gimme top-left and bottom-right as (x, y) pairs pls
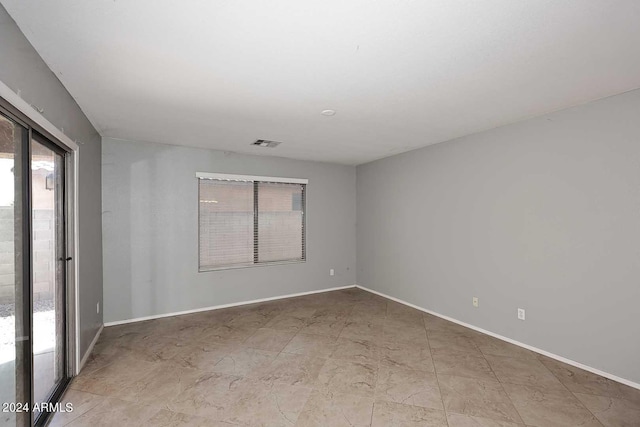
(48, 389), (104, 427)
(438, 374), (523, 424)
(176, 310), (234, 328)
(376, 367), (443, 410)
(167, 373), (246, 420)
(386, 301), (421, 318)
(169, 342), (234, 371)
(348, 311), (387, 325)
(351, 298), (387, 312)
(224, 382), (313, 426)
(371, 400), (448, 427)
(60, 289), (640, 427)
(446, 413), (525, 426)
(258, 352), (327, 387)
(199, 324), (257, 345)
(162, 321), (212, 343)
(309, 308), (351, 321)
(118, 364), (209, 407)
(279, 306), (318, 318)
(317, 358), (378, 397)
(607, 386), (640, 409)
(428, 330), (483, 357)
(540, 356), (640, 405)
(83, 333), (134, 356)
(243, 327), (296, 352)
(122, 335), (190, 362)
(382, 318), (428, 344)
(71, 355), (158, 397)
(298, 317), (346, 337)
(76, 347), (125, 377)
(296, 390), (374, 427)
(101, 321), (159, 341)
(432, 352), (496, 381)
(472, 336), (538, 360)
(485, 355), (566, 390)
(248, 305), (287, 322)
(602, 383), (640, 408)
(378, 339), (435, 373)
(225, 311), (274, 329)
(264, 314), (309, 332)
(145, 409), (223, 426)
(330, 338), (380, 363)
(281, 333), (338, 358)
(339, 320), (384, 341)
(574, 393), (640, 427)
(211, 347), (279, 377)
(423, 314), (472, 334)
(64, 397), (160, 427)
(502, 383), (603, 427)
(386, 311), (424, 325)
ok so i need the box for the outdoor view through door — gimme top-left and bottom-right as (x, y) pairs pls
(30, 135), (66, 418)
(0, 107), (70, 427)
(0, 110), (29, 427)
(198, 173), (307, 270)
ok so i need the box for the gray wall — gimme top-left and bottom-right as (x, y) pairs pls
(357, 89), (640, 384)
(0, 5), (103, 358)
(102, 138), (356, 323)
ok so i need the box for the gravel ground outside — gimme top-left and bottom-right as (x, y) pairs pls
(0, 299), (56, 364)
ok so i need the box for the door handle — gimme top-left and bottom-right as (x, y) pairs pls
(59, 257), (72, 261)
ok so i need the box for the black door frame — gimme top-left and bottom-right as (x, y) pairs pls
(0, 98), (74, 427)
(30, 131), (71, 426)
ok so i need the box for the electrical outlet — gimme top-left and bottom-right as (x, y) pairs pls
(517, 308), (525, 320)
(472, 297), (479, 308)
(329, 269), (335, 276)
(97, 302), (100, 314)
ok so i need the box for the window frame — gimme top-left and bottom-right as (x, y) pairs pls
(197, 172), (307, 272)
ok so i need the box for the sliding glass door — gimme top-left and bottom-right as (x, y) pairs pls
(31, 135), (67, 420)
(0, 108), (71, 426)
(0, 110), (30, 427)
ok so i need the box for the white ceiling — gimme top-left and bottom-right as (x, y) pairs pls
(3, 1), (640, 165)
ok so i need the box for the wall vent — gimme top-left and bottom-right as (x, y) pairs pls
(252, 139), (282, 148)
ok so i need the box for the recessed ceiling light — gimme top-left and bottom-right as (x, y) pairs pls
(321, 109), (336, 116)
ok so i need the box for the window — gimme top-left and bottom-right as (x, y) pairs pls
(198, 172), (307, 270)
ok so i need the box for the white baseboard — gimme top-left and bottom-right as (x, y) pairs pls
(355, 285), (640, 391)
(78, 324), (103, 374)
(103, 285), (357, 327)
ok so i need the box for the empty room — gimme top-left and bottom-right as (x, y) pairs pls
(1, 1), (639, 426)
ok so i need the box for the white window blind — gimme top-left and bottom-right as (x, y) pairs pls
(258, 182), (304, 263)
(198, 173), (306, 270)
(199, 180), (254, 269)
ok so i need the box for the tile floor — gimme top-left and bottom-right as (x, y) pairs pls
(50, 288), (640, 426)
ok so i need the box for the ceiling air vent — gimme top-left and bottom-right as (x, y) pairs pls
(252, 139), (282, 148)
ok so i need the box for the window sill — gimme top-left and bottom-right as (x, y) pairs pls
(199, 259), (306, 272)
